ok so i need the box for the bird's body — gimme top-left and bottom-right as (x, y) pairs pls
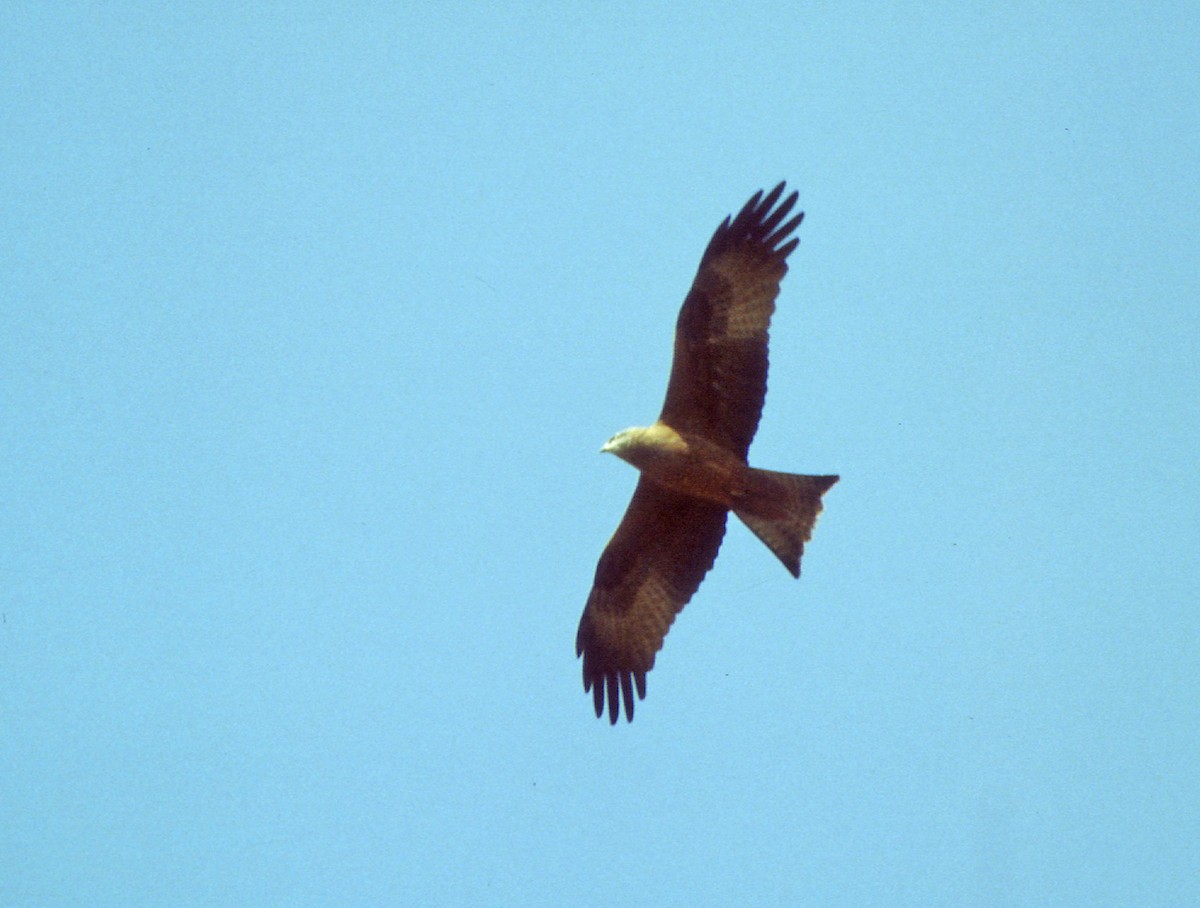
(577, 183), (838, 723)
(602, 423), (744, 508)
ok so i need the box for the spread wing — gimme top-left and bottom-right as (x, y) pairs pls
(576, 478), (728, 723)
(659, 182), (804, 459)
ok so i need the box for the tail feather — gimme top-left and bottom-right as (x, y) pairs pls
(732, 470), (838, 577)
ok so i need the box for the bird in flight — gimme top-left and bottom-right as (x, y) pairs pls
(576, 183), (838, 724)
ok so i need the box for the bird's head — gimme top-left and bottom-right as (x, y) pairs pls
(601, 424), (686, 469)
(601, 427), (641, 456)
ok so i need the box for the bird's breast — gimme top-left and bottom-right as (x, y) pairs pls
(630, 434), (746, 508)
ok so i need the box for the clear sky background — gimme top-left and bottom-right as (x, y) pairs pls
(3, 4), (1197, 905)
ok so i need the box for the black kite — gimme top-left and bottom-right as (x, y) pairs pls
(576, 183), (838, 723)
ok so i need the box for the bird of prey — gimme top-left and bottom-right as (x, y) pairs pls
(576, 183), (838, 724)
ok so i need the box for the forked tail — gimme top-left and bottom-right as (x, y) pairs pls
(732, 470), (839, 577)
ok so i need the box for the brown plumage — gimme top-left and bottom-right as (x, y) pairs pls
(576, 183), (839, 723)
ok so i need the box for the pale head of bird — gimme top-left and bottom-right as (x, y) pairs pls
(601, 427), (642, 456)
(601, 423), (686, 468)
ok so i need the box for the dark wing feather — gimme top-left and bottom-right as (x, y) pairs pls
(659, 182), (804, 459)
(576, 478), (728, 723)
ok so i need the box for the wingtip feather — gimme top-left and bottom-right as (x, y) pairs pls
(620, 673), (635, 722)
(758, 182), (786, 215)
(606, 674), (619, 724)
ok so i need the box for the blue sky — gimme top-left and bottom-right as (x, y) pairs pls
(3, 4), (1198, 905)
